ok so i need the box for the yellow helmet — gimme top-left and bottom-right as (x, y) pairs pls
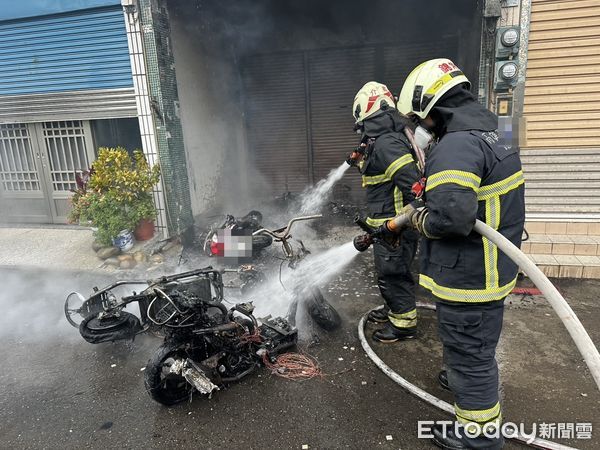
(352, 81), (396, 124)
(397, 58), (470, 119)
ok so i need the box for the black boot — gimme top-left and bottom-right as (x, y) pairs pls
(432, 424), (469, 449)
(432, 423), (504, 450)
(372, 322), (416, 343)
(438, 370), (451, 391)
(367, 306), (389, 323)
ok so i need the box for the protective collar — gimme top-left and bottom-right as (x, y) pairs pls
(430, 85), (498, 138)
(362, 109), (408, 138)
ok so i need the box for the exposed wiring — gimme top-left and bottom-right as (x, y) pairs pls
(262, 351), (322, 381)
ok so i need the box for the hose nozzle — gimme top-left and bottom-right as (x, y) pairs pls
(346, 150), (362, 167)
(352, 215), (379, 251)
(353, 234), (373, 252)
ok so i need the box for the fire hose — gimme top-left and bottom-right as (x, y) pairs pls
(356, 215), (600, 449)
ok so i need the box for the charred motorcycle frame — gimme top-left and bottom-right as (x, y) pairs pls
(65, 268), (297, 406)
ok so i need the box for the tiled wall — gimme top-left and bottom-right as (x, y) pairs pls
(122, 0), (194, 237)
(523, 221), (600, 279)
(525, 222), (600, 236)
(122, 0), (168, 237)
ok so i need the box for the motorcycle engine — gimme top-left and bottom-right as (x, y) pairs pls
(259, 317), (298, 355)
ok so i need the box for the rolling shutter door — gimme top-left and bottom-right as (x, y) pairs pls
(308, 47), (376, 202)
(382, 39), (460, 97)
(522, 0), (600, 218)
(242, 53), (310, 193)
(521, 148), (600, 218)
(0, 6), (136, 123)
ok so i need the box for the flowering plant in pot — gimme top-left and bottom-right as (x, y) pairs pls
(69, 147), (160, 246)
(67, 168), (94, 225)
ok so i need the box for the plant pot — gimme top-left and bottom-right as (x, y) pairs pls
(134, 219), (155, 241)
(113, 229), (135, 251)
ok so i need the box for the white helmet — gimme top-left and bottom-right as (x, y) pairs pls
(352, 81), (396, 124)
(397, 58), (470, 119)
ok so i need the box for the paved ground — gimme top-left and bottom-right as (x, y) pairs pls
(0, 220), (599, 449)
(0, 225), (98, 271)
(1, 240), (599, 449)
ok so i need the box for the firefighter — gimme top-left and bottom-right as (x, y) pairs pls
(394, 59), (525, 449)
(351, 81), (421, 343)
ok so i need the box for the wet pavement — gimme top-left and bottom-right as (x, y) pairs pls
(1, 245), (600, 449)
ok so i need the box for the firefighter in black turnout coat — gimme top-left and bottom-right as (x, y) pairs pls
(351, 82), (421, 343)
(395, 59), (525, 449)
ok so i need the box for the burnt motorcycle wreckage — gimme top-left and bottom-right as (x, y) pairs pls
(64, 268), (298, 406)
(202, 210), (273, 258)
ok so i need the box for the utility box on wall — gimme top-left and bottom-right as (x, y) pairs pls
(493, 26), (520, 91)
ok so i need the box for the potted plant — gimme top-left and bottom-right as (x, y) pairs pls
(131, 194), (157, 241)
(78, 191), (135, 248)
(69, 147), (160, 246)
(67, 168), (93, 226)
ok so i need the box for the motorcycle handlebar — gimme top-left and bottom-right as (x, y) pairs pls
(252, 214), (322, 240)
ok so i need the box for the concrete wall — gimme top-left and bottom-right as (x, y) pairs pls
(168, 5), (249, 216)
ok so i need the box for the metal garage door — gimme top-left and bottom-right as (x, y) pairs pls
(242, 52), (311, 194)
(242, 39), (461, 203)
(0, 5), (136, 123)
(308, 47), (376, 202)
(522, 0), (600, 219)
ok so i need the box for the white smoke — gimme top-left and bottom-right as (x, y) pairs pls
(0, 268), (111, 342)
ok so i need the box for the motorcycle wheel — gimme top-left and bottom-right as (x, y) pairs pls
(64, 292), (88, 328)
(79, 311), (141, 344)
(306, 287), (342, 331)
(144, 343), (193, 406)
(252, 234), (272, 251)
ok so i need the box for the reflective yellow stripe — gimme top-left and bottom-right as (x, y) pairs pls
(361, 174), (388, 187)
(385, 154), (414, 179)
(455, 402), (501, 425)
(425, 71), (464, 96)
(365, 216), (393, 227)
(393, 187), (403, 214)
(388, 308), (417, 329)
(361, 154), (414, 187)
(483, 196), (501, 288)
(419, 274), (516, 303)
(422, 170), (523, 300)
(426, 170), (481, 192)
(477, 170), (524, 200)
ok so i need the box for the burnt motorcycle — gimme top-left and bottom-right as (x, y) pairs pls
(202, 210), (273, 258)
(64, 268), (297, 406)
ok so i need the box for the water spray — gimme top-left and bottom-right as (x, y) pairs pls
(299, 162), (350, 214)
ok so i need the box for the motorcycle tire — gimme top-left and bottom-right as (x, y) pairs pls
(79, 311), (142, 344)
(252, 234), (272, 251)
(240, 210), (263, 224)
(144, 343), (193, 406)
(306, 287), (342, 331)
